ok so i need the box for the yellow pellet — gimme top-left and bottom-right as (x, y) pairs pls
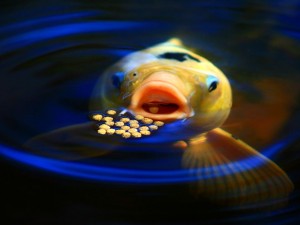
(97, 129), (106, 135)
(92, 114), (102, 121)
(129, 119), (138, 124)
(115, 129), (125, 135)
(149, 125), (158, 130)
(103, 116), (113, 122)
(122, 132), (131, 138)
(107, 110), (116, 115)
(99, 124), (110, 130)
(140, 130), (151, 136)
(154, 121), (164, 126)
(130, 123), (139, 128)
(115, 121), (124, 127)
(105, 121), (114, 126)
(120, 118), (130, 123)
(135, 115), (144, 120)
(143, 118), (153, 124)
(121, 126), (130, 130)
(132, 132), (142, 138)
(128, 128), (138, 133)
(139, 126), (149, 131)
(107, 128), (115, 135)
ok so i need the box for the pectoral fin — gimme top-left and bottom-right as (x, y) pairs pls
(182, 128), (294, 209)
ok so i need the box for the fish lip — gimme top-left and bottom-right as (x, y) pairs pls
(129, 75), (191, 121)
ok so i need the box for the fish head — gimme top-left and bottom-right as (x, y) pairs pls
(91, 39), (232, 133)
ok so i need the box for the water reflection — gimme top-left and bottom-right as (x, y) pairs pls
(0, 0), (300, 224)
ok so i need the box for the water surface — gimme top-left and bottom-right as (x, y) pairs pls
(1, 0), (300, 224)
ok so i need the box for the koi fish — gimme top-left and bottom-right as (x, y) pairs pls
(90, 38), (294, 208)
(25, 38), (294, 209)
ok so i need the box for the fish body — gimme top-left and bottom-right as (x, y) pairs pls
(91, 38), (294, 208)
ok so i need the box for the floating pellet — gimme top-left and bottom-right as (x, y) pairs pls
(132, 132), (142, 138)
(115, 121), (124, 127)
(139, 126), (149, 131)
(103, 116), (113, 122)
(105, 121), (114, 126)
(135, 115), (144, 120)
(97, 129), (106, 135)
(128, 128), (138, 133)
(143, 118), (153, 124)
(149, 125), (158, 130)
(129, 119), (138, 124)
(130, 123), (139, 128)
(115, 129), (125, 135)
(154, 121), (164, 126)
(122, 132), (131, 138)
(149, 106), (159, 114)
(99, 124), (110, 130)
(92, 114), (102, 121)
(140, 130), (151, 136)
(120, 118), (130, 123)
(107, 110), (116, 115)
(107, 128), (115, 135)
(121, 126), (130, 130)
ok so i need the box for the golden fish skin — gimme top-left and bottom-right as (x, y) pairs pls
(90, 38), (294, 209)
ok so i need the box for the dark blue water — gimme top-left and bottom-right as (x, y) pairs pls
(1, 0), (300, 224)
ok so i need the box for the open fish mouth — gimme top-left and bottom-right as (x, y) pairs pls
(142, 102), (179, 114)
(129, 72), (191, 121)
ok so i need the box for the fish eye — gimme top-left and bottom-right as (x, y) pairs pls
(206, 75), (219, 92)
(132, 72), (138, 77)
(208, 81), (218, 92)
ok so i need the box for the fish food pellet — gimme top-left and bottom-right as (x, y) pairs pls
(115, 129), (125, 135)
(122, 132), (131, 138)
(105, 121), (114, 126)
(121, 126), (130, 130)
(103, 116), (113, 122)
(140, 130), (151, 135)
(143, 118), (153, 124)
(132, 132), (142, 138)
(107, 128), (115, 135)
(92, 114), (103, 121)
(92, 109), (164, 139)
(135, 115), (144, 120)
(128, 128), (138, 133)
(120, 118), (130, 123)
(149, 125), (158, 130)
(129, 119), (138, 124)
(97, 129), (107, 135)
(99, 124), (110, 130)
(154, 121), (164, 126)
(130, 123), (139, 128)
(115, 121), (124, 127)
(139, 126), (149, 131)
(107, 110), (116, 115)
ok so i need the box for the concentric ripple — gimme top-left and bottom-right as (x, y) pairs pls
(0, 1), (300, 224)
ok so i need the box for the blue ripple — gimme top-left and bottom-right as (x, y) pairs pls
(0, 142), (277, 184)
(0, 21), (150, 54)
(0, 11), (100, 32)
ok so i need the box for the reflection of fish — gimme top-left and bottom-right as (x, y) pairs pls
(92, 38), (294, 208)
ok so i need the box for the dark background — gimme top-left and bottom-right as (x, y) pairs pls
(1, 0), (300, 224)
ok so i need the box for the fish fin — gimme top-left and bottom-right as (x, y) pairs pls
(24, 122), (113, 160)
(183, 128), (294, 209)
(173, 140), (188, 149)
(167, 38), (183, 46)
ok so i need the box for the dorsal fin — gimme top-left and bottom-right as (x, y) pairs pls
(166, 38), (183, 46)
